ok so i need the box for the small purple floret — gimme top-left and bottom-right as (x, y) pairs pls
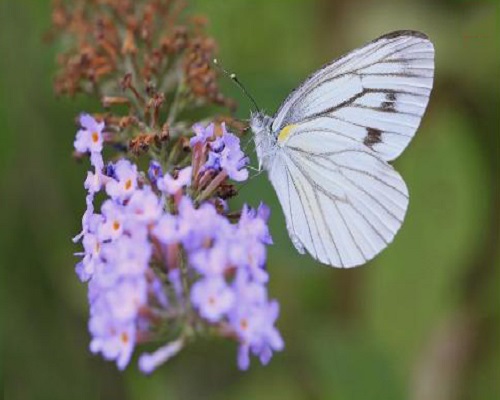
(74, 114), (104, 154)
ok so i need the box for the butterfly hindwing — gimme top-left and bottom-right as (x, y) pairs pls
(269, 142), (408, 268)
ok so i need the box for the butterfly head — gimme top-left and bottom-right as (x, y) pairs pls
(250, 111), (272, 132)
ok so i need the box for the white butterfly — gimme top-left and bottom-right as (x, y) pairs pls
(251, 30), (435, 268)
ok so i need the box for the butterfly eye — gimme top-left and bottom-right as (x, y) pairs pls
(250, 112), (266, 130)
(250, 111), (261, 121)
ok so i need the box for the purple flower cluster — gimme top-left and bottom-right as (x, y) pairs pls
(74, 117), (164, 368)
(73, 115), (282, 372)
(191, 122), (249, 182)
(184, 200), (283, 370)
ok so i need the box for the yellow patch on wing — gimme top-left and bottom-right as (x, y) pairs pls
(277, 124), (297, 143)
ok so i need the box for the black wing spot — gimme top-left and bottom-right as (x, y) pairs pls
(385, 91), (397, 102)
(381, 101), (396, 112)
(381, 91), (397, 112)
(364, 128), (382, 148)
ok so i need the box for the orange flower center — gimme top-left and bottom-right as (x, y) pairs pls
(91, 131), (99, 143)
(124, 179), (132, 190)
(112, 221), (120, 231)
(120, 332), (129, 344)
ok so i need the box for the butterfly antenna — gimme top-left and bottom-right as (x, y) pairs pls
(213, 58), (261, 113)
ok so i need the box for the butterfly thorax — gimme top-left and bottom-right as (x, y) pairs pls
(250, 111), (278, 171)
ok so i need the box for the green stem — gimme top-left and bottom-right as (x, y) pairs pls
(178, 254), (191, 314)
(167, 79), (185, 126)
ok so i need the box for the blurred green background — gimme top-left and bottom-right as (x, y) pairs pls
(1, 0), (499, 399)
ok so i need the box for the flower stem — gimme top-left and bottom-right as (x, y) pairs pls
(196, 170), (228, 203)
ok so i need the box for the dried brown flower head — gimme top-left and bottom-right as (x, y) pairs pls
(49, 0), (232, 109)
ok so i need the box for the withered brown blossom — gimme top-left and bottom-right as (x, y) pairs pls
(49, 0), (234, 114)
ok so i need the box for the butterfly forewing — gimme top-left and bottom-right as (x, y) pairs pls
(267, 31), (434, 268)
(273, 30), (434, 162)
